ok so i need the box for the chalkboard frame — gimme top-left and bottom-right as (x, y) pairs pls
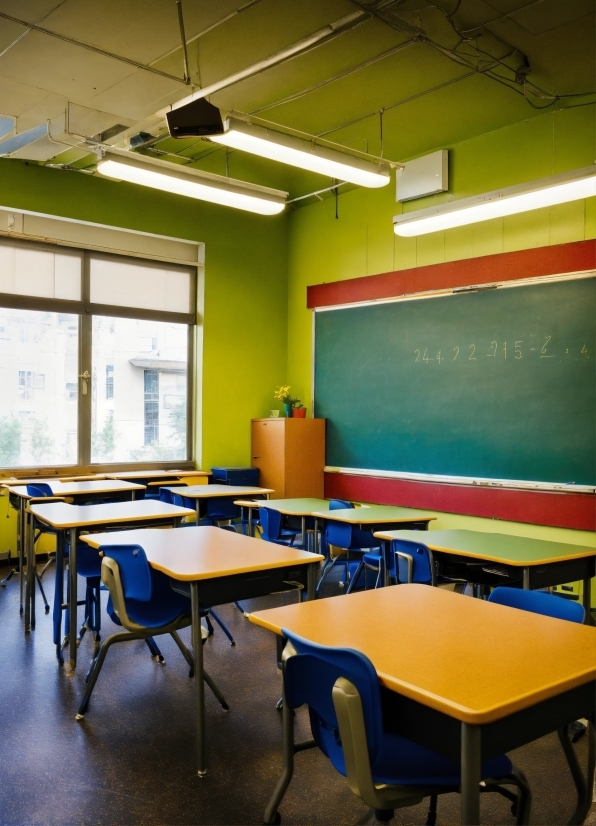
(313, 271), (596, 494)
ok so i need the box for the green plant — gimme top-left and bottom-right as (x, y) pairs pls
(92, 412), (116, 461)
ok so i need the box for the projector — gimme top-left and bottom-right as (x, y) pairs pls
(166, 99), (224, 138)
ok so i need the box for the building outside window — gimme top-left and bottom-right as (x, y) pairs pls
(144, 370), (159, 445)
(105, 364), (114, 399)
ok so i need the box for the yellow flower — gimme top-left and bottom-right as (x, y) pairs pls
(274, 385), (291, 402)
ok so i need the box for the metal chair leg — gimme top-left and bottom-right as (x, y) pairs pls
(35, 570), (50, 613)
(557, 721), (595, 825)
(208, 608), (236, 645)
(145, 636), (164, 662)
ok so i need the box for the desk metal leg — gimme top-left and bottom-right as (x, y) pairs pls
(557, 720), (595, 824)
(190, 582), (206, 776)
(300, 516), (306, 550)
(522, 567), (530, 590)
(24, 508), (33, 632)
(248, 507), (253, 537)
(582, 577), (592, 625)
(264, 673), (295, 824)
(19, 499), (25, 614)
(461, 723), (481, 825)
(306, 561), (316, 600)
(68, 527), (78, 670)
(383, 540), (391, 587)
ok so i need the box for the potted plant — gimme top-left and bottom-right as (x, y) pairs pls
(291, 400), (307, 418)
(274, 385), (294, 418)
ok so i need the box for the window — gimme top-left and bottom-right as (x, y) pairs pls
(0, 238), (195, 470)
(105, 365), (114, 399)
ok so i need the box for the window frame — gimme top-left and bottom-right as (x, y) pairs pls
(0, 237), (197, 474)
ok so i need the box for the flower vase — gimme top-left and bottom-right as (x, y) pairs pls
(283, 403), (293, 418)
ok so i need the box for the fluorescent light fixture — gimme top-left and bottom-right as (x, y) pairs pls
(210, 118), (391, 188)
(393, 166), (596, 236)
(97, 151), (287, 216)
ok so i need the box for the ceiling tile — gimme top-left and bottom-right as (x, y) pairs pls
(0, 29), (136, 98)
(0, 75), (51, 116)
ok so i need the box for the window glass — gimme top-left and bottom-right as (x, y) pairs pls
(89, 256), (192, 314)
(0, 309), (78, 467)
(91, 316), (188, 463)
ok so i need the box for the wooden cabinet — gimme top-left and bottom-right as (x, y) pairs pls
(251, 418), (325, 498)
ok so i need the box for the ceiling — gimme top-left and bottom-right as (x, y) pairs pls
(0, 0), (593, 201)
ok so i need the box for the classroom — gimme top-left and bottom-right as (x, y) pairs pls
(0, 2), (594, 825)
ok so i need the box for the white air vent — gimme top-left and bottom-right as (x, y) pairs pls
(397, 150), (448, 203)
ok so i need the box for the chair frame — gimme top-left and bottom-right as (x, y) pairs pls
(76, 555), (228, 719)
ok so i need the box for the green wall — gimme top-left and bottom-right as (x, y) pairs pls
(286, 104), (596, 547)
(0, 157), (289, 470)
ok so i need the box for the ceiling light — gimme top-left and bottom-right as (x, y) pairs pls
(96, 151), (287, 216)
(393, 166), (596, 236)
(209, 118), (391, 188)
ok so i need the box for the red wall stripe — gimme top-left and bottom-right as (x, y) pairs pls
(308, 239), (596, 308)
(324, 473), (596, 532)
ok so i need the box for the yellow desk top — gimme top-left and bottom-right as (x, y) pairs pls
(373, 529), (596, 567)
(29, 499), (194, 529)
(312, 506), (436, 524)
(249, 585), (596, 725)
(161, 484), (273, 498)
(81, 525), (324, 580)
(2, 474), (106, 485)
(4, 479), (144, 497)
(106, 469), (211, 480)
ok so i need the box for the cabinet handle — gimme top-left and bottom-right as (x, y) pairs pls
(253, 456), (260, 459)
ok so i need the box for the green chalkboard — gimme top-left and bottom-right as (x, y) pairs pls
(314, 276), (596, 486)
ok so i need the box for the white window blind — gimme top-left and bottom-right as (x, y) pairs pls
(89, 256), (192, 314)
(0, 242), (82, 300)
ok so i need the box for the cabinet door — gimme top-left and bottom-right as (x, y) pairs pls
(251, 420), (285, 497)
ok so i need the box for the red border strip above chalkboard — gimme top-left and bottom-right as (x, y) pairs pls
(310, 240), (596, 530)
(307, 239), (596, 308)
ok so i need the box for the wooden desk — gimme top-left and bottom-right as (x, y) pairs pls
(249, 585), (596, 825)
(29, 500), (194, 670)
(82, 525), (324, 776)
(105, 469), (211, 481)
(312, 505), (436, 528)
(374, 529), (596, 622)
(161, 484), (273, 523)
(1, 486), (66, 630)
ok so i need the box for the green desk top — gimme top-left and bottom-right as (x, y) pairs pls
(257, 498), (330, 515)
(313, 506), (436, 525)
(372, 529), (596, 567)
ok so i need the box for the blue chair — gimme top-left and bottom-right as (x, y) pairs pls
(259, 507), (297, 547)
(317, 501), (380, 594)
(76, 544), (228, 719)
(488, 586), (585, 623)
(279, 629), (531, 825)
(488, 587), (592, 757)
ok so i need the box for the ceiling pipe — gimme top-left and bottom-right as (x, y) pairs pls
(114, 8), (373, 145)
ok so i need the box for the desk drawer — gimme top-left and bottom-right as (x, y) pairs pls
(172, 563), (311, 607)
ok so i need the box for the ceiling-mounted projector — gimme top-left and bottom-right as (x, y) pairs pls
(166, 98), (224, 138)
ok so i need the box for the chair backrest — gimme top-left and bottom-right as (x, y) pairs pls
(488, 586), (585, 624)
(100, 545), (153, 602)
(282, 629), (384, 766)
(206, 496), (240, 522)
(329, 499), (354, 510)
(391, 538), (433, 584)
(27, 483), (53, 497)
(171, 490), (194, 510)
(159, 487), (174, 504)
(259, 506), (284, 543)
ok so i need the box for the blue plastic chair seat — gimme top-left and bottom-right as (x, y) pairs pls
(106, 566), (190, 629)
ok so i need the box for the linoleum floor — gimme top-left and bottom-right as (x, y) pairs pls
(0, 561), (593, 825)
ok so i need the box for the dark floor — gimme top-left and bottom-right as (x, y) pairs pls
(0, 559), (593, 826)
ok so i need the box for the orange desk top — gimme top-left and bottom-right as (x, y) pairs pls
(106, 469), (211, 480)
(161, 484), (273, 498)
(249, 585), (596, 725)
(29, 499), (193, 528)
(81, 525), (324, 581)
(5, 480), (144, 498)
